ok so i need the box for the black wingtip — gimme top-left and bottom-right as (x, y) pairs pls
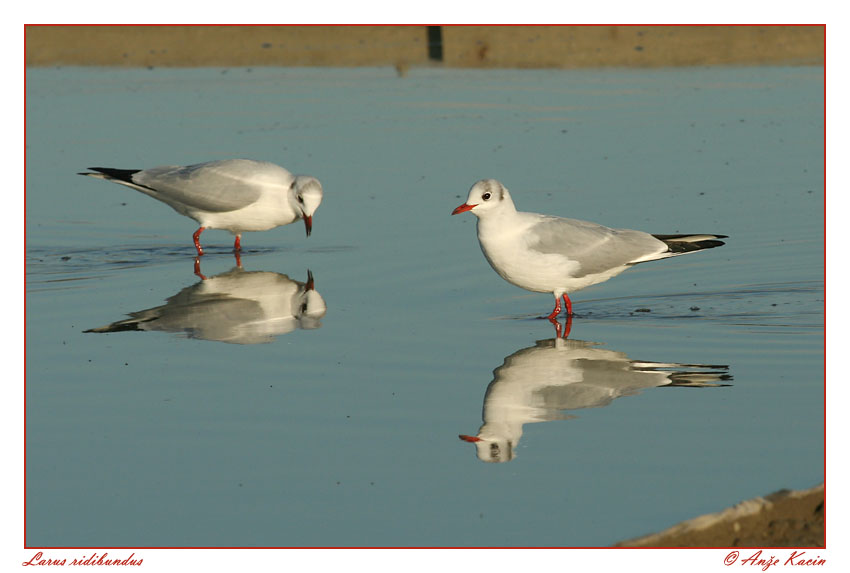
(80, 167), (141, 183)
(653, 233), (728, 254)
(667, 239), (726, 253)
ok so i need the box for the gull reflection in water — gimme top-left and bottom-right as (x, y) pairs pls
(459, 321), (731, 463)
(85, 263), (326, 344)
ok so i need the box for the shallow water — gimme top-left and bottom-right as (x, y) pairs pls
(25, 66), (823, 547)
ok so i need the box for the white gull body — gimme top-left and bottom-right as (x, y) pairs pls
(80, 159), (323, 255)
(452, 179), (726, 318)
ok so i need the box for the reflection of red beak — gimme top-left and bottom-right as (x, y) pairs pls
(304, 215), (312, 237)
(458, 434), (482, 442)
(452, 203), (476, 215)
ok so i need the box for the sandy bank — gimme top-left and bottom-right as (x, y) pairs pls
(616, 484), (824, 548)
(26, 25), (823, 69)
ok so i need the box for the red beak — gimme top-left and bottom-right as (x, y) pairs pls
(452, 203), (476, 215)
(304, 215), (312, 237)
(458, 434), (482, 442)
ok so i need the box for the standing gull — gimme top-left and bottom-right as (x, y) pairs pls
(80, 159), (323, 255)
(452, 179), (726, 318)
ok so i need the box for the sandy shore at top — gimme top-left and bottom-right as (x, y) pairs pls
(26, 25), (823, 69)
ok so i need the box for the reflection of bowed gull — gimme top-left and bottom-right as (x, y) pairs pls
(79, 159), (323, 255)
(452, 179), (727, 319)
(85, 268), (326, 344)
(460, 336), (731, 463)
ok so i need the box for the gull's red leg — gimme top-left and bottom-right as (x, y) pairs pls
(193, 227), (206, 256)
(546, 294), (563, 320)
(563, 293), (573, 317)
(234, 234), (242, 252)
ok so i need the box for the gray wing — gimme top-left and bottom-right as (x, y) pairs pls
(133, 160), (289, 212)
(527, 216), (668, 276)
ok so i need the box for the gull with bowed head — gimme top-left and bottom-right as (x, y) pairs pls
(80, 159), (323, 255)
(452, 179), (727, 319)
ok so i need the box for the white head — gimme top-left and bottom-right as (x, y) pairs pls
(451, 179), (514, 218)
(291, 176), (323, 236)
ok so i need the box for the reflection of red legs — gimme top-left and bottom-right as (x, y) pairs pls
(193, 227), (206, 256)
(549, 314), (573, 339)
(234, 250), (242, 269)
(562, 314), (573, 338)
(546, 293), (574, 319)
(193, 257), (208, 280)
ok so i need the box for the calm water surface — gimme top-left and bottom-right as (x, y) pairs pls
(25, 66), (823, 547)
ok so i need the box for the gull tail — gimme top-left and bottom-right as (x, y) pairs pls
(79, 167), (141, 183)
(652, 233), (728, 254)
(78, 167), (156, 195)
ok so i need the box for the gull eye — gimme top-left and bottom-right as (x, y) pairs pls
(482, 192), (491, 201)
(297, 195), (304, 204)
